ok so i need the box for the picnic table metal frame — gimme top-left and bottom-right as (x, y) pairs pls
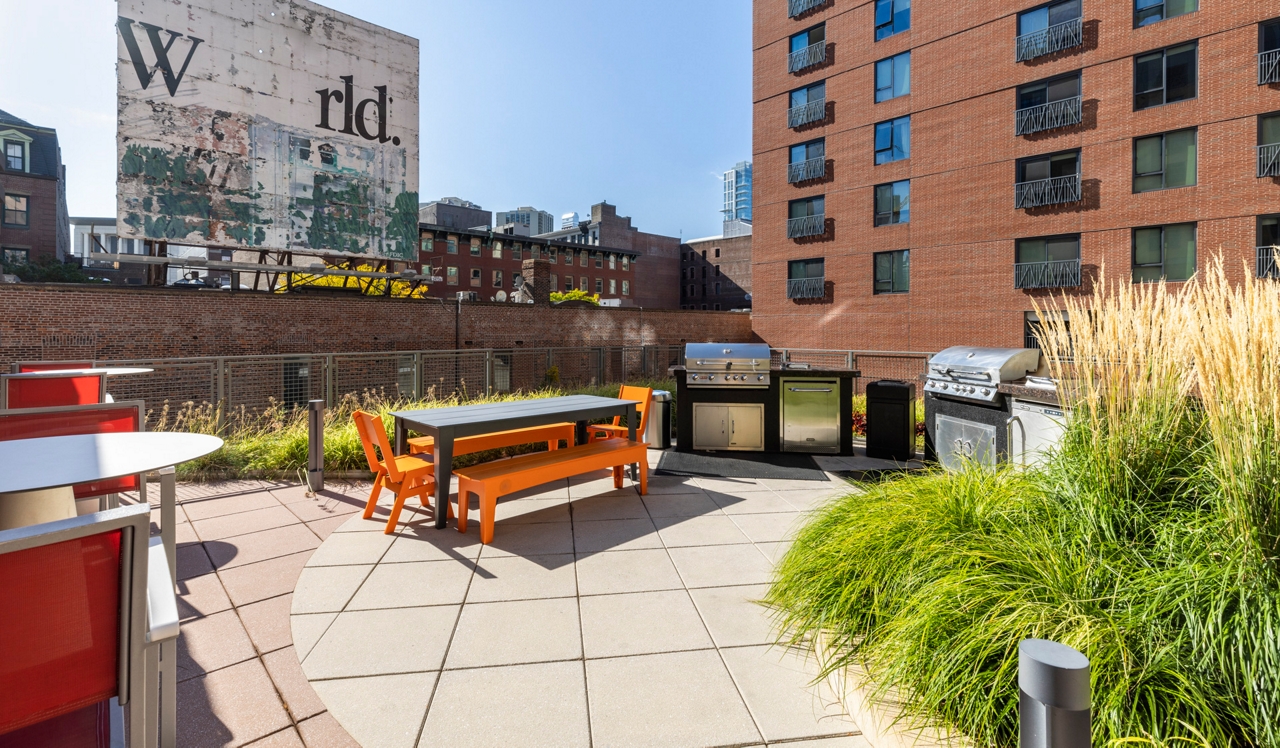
(391, 395), (639, 530)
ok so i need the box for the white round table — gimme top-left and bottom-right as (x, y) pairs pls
(0, 432), (222, 494)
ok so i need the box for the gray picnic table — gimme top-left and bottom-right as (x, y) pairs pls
(391, 395), (640, 530)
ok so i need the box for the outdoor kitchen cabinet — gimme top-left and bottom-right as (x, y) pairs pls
(692, 403), (765, 451)
(780, 378), (841, 453)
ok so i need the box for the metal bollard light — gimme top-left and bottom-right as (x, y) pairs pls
(1019, 639), (1090, 748)
(307, 399), (325, 493)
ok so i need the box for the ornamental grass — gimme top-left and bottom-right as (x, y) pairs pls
(766, 259), (1280, 747)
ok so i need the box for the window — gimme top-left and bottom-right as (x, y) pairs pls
(1018, 151), (1079, 183)
(790, 25), (824, 55)
(1016, 235), (1082, 287)
(446, 266), (459, 285)
(1135, 43), (1197, 110)
(550, 273), (558, 289)
(790, 82), (825, 110)
(1260, 216), (1280, 248)
(1135, 0), (1196, 27)
(609, 279), (617, 294)
(580, 276), (588, 291)
(1018, 73), (1081, 110)
(447, 237), (458, 254)
(3, 141), (23, 172)
(609, 254), (616, 270)
(1017, 235), (1081, 264)
(513, 245), (523, 261)
(715, 265), (721, 276)
(3, 195), (28, 227)
(2, 248), (29, 266)
(1261, 113), (1280, 177)
(714, 303), (722, 311)
(492, 241), (503, 259)
(790, 196), (824, 219)
(564, 275), (573, 291)
(714, 282), (721, 294)
(701, 250), (707, 258)
(493, 270), (503, 287)
(689, 285), (696, 297)
(875, 0), (910, 40)
(875, 52), (911, 102)
(874, 116), (910, 164)
(622, 280), (630, 295)
(789, 81), (827, 126)
(622, 255), (630, 270)
(470, 268), (481, 286)
(874, 180), (910, 226)
(1134, 129), (1197, 192)
(1018, 0), (1081, 37)
(1133, 224), (1196, 282)
(789, 139), (826, 182)
(874, 250), (910, 293)
(594, 253), (603, 268)
(470, 239), (481, 256)
(421, 237), (434, 253)
(580, 251), (588, 267)
(549, 247), (558, 264)
(787, 258), (825, 299)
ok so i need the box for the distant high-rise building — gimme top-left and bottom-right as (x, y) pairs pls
(496, 207), (556, 236)
(560, 212), (581, 230)
(722, 161), (752, 223)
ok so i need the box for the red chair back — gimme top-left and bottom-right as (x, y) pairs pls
(0, 403), (144, 498)
(0, 527), (123, 734)
(14, 362), (95, 373)
(1, 373), (105, 409)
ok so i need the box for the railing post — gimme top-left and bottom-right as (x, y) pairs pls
(324, 354), (335, 407)
(1019, 639), (1090, 748)
(307, 400), (325, 492)
(412, 352), (422, 400)
(485, 349), (493, 396)
(215, 357), (226, 433)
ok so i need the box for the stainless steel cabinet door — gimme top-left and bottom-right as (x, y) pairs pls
(936, 414), (997, 471)
(692, 404), (729, 450)
(781, 380), (840, 453)
(726, 404), (765, 451)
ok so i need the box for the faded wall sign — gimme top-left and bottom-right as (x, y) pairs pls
(116, 0), (419, 259)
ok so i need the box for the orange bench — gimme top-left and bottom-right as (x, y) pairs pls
(454, 438), (649, 544)
(407, 423), (576, 459)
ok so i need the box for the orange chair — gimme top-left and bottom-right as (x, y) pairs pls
(587, 385), (653, 443)
(352, 410), (444, 534)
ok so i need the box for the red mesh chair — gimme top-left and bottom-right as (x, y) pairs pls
(13, 361), (95, 373)
(0, 402), (146, 501)
(0, 373), (106, 409)
(0, 504), (161, 747)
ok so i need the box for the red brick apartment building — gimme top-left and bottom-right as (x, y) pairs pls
(0, 109), (69, 268)
(752, 0), (1280, 351)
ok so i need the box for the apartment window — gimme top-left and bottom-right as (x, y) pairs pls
(688, 284), (696, 297)
(470, 239), (481, 256)
(874, 250), (910, 294)
(549, 247), (558, 264)
(713, 248), (720, 258)
(715, 265), (721, 276)
(701, 250), (707, 259)
(1260, 216), (1280, 248)
(1018, 0), (1081, 38)
(1018, 151), (1079, 183)
(1135, 0), (1196, 27)
(607, 254), (615, 270)
(875, 52), (911, 102)
(564, 275), (573, 291)
(714, 303), (722, 311)
(790, 25), (825, 56)
(1260, 113), (1280, 177)
(580, 251), (588, 267)
(421, 237), (434, 253)
(447, 237), (458, 254)
(874, 180), (910, 226)
(493, 270), (503, 288)
(621, 255), (630, 270)
(1264, 19), (1280, 86)
(1016, 235), (1082, 288)
(3, 141), (23, 172)
(580, 276), (588, 291)
(1016, 73), (1083, 135)
(514, 245), (525, 261)
(446, 267), (459, 285)
(1134, 129), (1197, 192)
(714, 281), (721, 294)
(609, 279), (617, 294)
(789, 139), (826, 182)
(492, 240), (503, 259)
(702, 267), (708, 279)
(550, 273), (558, 289)
(787, 258), (825, 299)
(470, 268), (482, 286)
(622, 280), (630, 295)
(788, 196), (825, 239)
(1135, 43), (1197, 110)
(875, 0), (910, 40)
(1018, 235), (1080, 265)
(874, 116), (910, 164)
(1133, 224), (1196, 282)
(789, 81), (827, 127)
(2, 248), (29, 266)
(2, 195), (28, 227)
(594, 278), (603, 293)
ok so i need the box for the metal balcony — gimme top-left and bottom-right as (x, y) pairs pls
(788, 157), (826, 183)
(1015, 96), (1082, 136)
(788, 42), (827, 73)
(788, 98), (826, 128)
(1260, 246), (1279, 279)
(787, 277), (826, 299)
(1260, 49), (1280, 85)
(787, 214), (826, 239)
(1015, 18), (1083, 62)
(1259, 143), (1280, 178)
(1014, 258), (1082, 289)
(1015, 174), (1081, 209)
(788, 0), (825, 17)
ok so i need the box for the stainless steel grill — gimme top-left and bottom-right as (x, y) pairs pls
(924, 346), (1041, 403)
(684, 343), (771, 388)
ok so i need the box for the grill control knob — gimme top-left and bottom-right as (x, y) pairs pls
(940, 383), (949, 390)
(981, 388), (991, 396)
(757, 375), (765, 381)
(691, 375), (700, 381)
(709, 375), (716, 381)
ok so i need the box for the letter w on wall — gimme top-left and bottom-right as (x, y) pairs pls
(117, 16), (204, 97)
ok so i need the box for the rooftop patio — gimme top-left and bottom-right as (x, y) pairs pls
(161, 450), (872, 748)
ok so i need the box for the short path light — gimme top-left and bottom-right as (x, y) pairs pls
(1019, 639), (1090, 748)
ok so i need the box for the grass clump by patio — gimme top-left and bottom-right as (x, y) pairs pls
(153, 379), (675, 480)
(766, 260), (1280, 747)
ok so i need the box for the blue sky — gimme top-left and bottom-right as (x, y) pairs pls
(0, 0), (751, 240)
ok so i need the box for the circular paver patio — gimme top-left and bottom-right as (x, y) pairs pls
(289, 464), (867, 748)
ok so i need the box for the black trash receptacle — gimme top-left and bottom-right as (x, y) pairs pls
(865, 380), (917, 461)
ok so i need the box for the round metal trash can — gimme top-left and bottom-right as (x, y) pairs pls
(645, 390), (672, 449)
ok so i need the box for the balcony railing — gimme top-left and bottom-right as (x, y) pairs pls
(1014, 258), (1082, 289)
(1260, 246), (1279, 279)
(1015, 18), (1083, 62)
(1015, 174), (1081, 209)
(1015, 96), (1082, 136)
(1258, 143), (1280, 178)
(788, 42), (827, 73)
(788, 0), (826, 17)
(788, 157), (826, 183)
(1260, 49), (1280, 85)
(787, 277), (826, 299)
(787, 214), (826, 239)
(788, 98), (826, 128)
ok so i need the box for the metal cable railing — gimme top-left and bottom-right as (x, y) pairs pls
(1015, 96), (1082, 136)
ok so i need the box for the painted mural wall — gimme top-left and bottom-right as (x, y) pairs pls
(115, 0), (420, 260)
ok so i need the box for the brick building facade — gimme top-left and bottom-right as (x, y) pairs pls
(0, 109), (69, 268)
(681, 233), (754, 311)
(753, 0), (1280, 351)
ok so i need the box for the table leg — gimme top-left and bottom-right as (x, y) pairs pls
(434, 436), (453, 530)
(160, 639), (176, 747)
(627, 405), (638, 481)
(575, 420), (588, 446)
(394, 417), (407, 456)
(159, 467), (176, 582)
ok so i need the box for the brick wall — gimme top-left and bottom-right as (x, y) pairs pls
(0, 173), (62, 263)
(753, 0), (1280, 351)
(0, 284), (755, 368)
(681, 234), (753, 310)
